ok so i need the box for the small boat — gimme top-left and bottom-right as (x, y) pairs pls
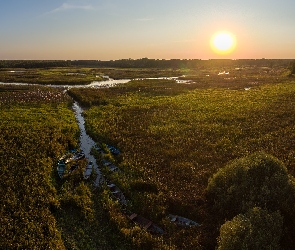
(57, 160), (66, 179)
(65, 150), (85, 163)
(59, 153), (70, 162)
(108, 164), (119, 172)
(128, 213), (165, 234)
(59, 149), (77, 162)
(84, 161), (93, 179)
(106, 144), (120, 155)
(107, 183), (127, 205)
(73, 150), (85, 161)
(168, 214), (201, 227)
(102, 159), (119, 172)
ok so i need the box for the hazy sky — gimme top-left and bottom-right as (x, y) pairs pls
(1, 0), (295, 60)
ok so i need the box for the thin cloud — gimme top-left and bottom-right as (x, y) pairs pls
(49, 3), (94, 14)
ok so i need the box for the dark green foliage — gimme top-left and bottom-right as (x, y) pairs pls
(130, 181), (159, 194)
(57, 58), (294, 69)
(217, 207), (283, 250)
(289, 60), (295, 75)
(207, 152), (295, 218)
(0, 60), (71, 68)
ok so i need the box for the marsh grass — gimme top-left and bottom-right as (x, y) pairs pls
(0, 87), (79, 249)
(81, 77), (295, 249)
(2, 64), (295, 249)
(0, 86), (131, 249)
(0, 67), (103, 85)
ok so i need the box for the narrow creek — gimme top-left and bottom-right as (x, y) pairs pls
(72, 101), (103, 187)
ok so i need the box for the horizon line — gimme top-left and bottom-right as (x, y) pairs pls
(1, 58), (295, 61)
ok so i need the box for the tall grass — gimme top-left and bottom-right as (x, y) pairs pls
(0, 86), (131, 249)
(81, 79), (295, 249)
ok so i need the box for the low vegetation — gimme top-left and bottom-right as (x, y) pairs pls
(0, 85), (130, 249)
(2, 63), (295, 249)
(0, 86), (77, 249)
(0, 68), (103, 85)
(79, 72), (295, 249)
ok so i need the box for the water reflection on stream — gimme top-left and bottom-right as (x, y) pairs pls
(0, 76), (192, 89)
(72, 102), (103, 186)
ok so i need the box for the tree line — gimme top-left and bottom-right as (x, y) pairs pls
(0, 58), (294, 69)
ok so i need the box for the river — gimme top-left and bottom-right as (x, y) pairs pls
(0, 79), (131, 88)
(72, 102), (103, 187)
(0, 76), (192, 89)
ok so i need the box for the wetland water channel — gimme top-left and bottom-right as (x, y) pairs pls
(1, 76), (191, 185)
(72, 102), (103, 187)
(0, 76), (192, 89)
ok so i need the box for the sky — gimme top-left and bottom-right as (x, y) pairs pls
(1, 0), (295, 60)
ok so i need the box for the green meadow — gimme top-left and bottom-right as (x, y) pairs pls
(0, 85), (130, 249)
(0, 67), (102, 85)
(1, 63), (295, 249)
(70, 76), (295, 249)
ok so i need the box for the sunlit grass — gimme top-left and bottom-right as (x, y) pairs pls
(82, 79), (295, 248)
(0, 89), (79, 249)
(0, 86), (130, 249)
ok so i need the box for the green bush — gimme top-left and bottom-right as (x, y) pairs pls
(60, 182), (94, 221)
(217, 207), (283, 250)
(289, 61), (295, 75)
(207, 152), (295, 218)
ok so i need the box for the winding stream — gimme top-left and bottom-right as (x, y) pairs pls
(0, 78), (131, 88)
(72, 102), (103, 186)
(0, 76), (190, 186)
(0, 76), (192, 89)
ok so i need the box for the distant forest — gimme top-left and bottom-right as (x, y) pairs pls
(0, 58), (294, 69)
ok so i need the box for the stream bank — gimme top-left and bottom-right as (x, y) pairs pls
(72, 101), (102, 187)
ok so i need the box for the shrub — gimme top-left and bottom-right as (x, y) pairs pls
(217, 207), (283, 250)
(289, 61), (295, 75)
(60, 182), (94, 220)
(207, 152), (295, 218)
(130, 181), (159, 194)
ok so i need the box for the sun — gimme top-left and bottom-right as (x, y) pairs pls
(210, 31), (236, 55)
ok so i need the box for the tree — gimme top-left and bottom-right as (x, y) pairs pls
(290, 60), (295, 75)
(206, 152), (295, 219)
(217, 207), (283, 250)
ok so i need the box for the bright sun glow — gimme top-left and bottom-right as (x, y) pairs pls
(210, 31), (236, 55)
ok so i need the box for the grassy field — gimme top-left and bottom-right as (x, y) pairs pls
(72, 70), (295, 249)
(1, 64), (295, 249)
(0, 67), (189, 85)
(0, 68), (103, 85)
(0, 62), (290, 87)
(0, 85), (132, 249)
